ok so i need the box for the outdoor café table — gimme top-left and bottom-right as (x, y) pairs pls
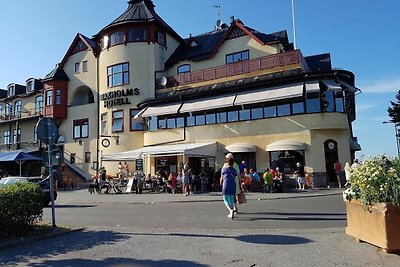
(104, 178), (124, 194)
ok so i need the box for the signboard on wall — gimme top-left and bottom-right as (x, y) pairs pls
(135, 159), (143, 171)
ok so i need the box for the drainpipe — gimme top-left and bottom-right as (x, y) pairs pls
(95, 53), (100, 176)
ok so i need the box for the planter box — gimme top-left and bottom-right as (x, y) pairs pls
(345, 200), (400, 252)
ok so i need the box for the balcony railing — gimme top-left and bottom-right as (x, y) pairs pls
(0, 107), (43, 122)
(0, 141), (40, 152)
(156, 50), (308, 90)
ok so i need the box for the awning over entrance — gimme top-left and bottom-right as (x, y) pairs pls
(179, 95), (236, 113)
(266, 140), (306, 151)
(225, 142), (256, 153)
(102, 142), (217, 161)
(234, 83), (304, 105)
(141, 102), (182, 117)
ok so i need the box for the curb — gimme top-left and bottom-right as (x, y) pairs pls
(0, 226), (85, 251)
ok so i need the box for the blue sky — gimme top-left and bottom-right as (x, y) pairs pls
(0, 0), (399, 158)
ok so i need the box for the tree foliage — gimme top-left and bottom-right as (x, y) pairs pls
(388, 90), (400, 123)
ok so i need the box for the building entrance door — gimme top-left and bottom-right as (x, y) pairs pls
(324, 140), (338, 183)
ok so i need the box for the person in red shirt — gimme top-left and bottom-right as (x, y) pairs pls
(334, 161), (342, 188)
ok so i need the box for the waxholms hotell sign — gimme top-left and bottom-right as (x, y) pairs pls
(101, 88), (139, 108)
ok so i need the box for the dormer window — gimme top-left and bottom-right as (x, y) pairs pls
(177, 64), (191, 74)
(26, 80), (35, 93)
(7, 85), (15, 97)
(127, 28), (147, 42)
(110, 31), (124, 46)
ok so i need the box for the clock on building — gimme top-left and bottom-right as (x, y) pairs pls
(328, 142), (335, 150)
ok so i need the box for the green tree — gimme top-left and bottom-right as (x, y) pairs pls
(388, 90), (400, 123)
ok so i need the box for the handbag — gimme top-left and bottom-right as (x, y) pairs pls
(238, 191), (247, 204)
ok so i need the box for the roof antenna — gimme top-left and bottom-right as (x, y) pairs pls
(291, 0), (297, 49)
(213, 2), (222, 30)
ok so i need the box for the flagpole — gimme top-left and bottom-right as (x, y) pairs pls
(291, 0), (297, 49)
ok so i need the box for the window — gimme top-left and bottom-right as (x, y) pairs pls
(206, 113), (216, 125)
(277, 103), (290, 116)
(306, 92), (321, 113)
(82, 61), (88, 72)
(107, 63), (129, 87)
(264, 106), (277, 118)
(27, 80), (34, 92)
(228, 110), (239, 122)
(7, 85), (15, 97)
(14, 100), (22, 118)
(148, 116), (158, 131)
(74, 63), (80, 74)
(216, 112), (227, 123)
(167, 118), (176, 129)
(251, 107), (263, 119)
(73, 119), (89, 139)
(112, 110), (124, 132)
(101, 113), (108, 135)
(321, 89), (335, 112)
(239, 109), (251, 121)
(156, 31), (165, 46)
(12, 128), (21, 145)
(4, 131), (10, 144)
(45, 90), (53, 106)
(130, 109), (144, 131)
(158, 117), (167, 129)
(35, 96), (43, 114)
(110, 31), (124, 46)
(55, 90), (62, 105)
(177, 64), (191, 74)
(187, 113), (195, 127)
(85, 152), (91, 163)
(292, 101), (305, 114)
(5, 103), (12, 117)
(335, 93), (344, 112)
(226, 50), (249, 64)
(195, 114), (206, 126)
(176, 116), (185, 128)
(127, 28), (147, 42)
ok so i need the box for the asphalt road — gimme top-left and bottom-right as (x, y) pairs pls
(42, 194), (347, 230)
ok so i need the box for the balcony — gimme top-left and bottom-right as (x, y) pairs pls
(156, 50), (308, 91)
(0, 108), (43, 123)
(0, 141), (40, 152)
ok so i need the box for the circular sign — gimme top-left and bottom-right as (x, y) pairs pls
(102, 138), (110, 148)
(328, 142), (335, 150)
(36, 118), (59, 145)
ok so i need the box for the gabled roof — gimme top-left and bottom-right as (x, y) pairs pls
(165, 20), (289, 67)
(42, 64), (69, 82)
(59, 33), (96, 68)
(97, 0), (182, 42)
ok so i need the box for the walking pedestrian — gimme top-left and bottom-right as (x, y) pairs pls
(334, 161), (342, 188)
(295, 162), (306, 190)
(220, 153), (237, 219)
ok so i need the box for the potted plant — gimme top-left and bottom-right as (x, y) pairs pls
(343, 155), (400, 252)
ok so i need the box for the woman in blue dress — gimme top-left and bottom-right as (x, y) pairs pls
(220, 153), (237, 219)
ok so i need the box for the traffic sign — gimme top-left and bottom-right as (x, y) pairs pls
(36, 117), (59, 145)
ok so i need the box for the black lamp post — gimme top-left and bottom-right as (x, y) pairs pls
(383, 121), (400, 158)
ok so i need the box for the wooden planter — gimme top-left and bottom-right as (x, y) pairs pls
(345, 200), (400, 252)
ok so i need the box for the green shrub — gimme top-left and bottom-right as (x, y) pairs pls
(0, 182), (43, 236)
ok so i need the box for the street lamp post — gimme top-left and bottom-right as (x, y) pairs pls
(383, 121), (400, 158)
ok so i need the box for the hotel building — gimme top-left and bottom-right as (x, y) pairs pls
(0, 0), (361, 186)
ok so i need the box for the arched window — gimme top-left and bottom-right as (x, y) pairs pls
(177, 64), (191, 74)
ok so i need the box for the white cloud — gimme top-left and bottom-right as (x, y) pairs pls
(359, 77), (400, 93)
(356, 103), (379, 111)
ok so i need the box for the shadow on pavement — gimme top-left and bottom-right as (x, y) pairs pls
(52, 204), (97, 208)
(128, 232), (313, 245)
(27, 258), (206, 267)
(0, 230), (128, 266)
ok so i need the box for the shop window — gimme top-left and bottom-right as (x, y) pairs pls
(251, 107), (263, 119)
(112, 110), (124, 132)
(264, 106), (277, 118)
(269, 150), (305, 173)
(107, 63), (129, 87)
(228, 110), (239, 122)
(226, 50), (249, 64)
(73, 119), (89, 139)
